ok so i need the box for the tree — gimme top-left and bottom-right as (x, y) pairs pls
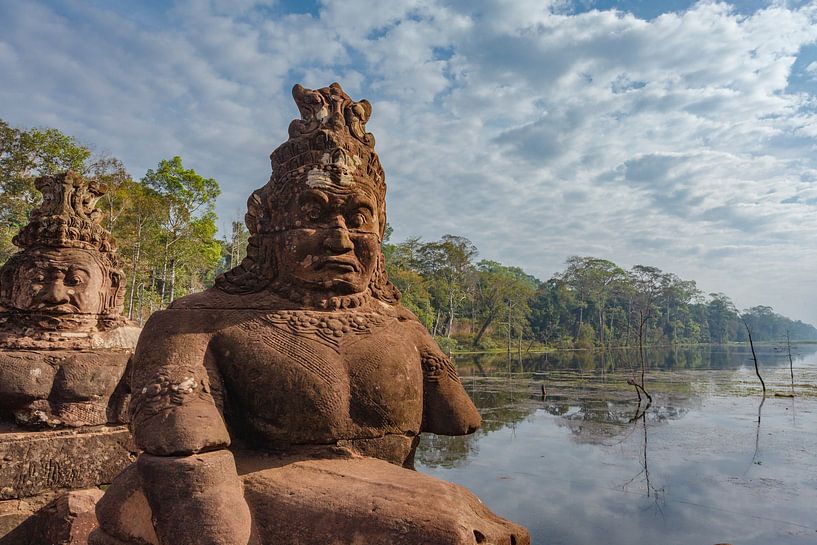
(560, 256), (627, 347)
(472, 260), (538, 348)
(112, 182), (166, 322)
(417, 235), (477, 338)
(141, 156), (221, 306)
(529, 277), (576, 345)
(707, 293), (739, 344)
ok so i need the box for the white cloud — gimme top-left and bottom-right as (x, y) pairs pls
(1, 0), (817, 322)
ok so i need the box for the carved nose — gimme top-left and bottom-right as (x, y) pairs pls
(39, 282), (70, 304)
(324, 218), (354, 252)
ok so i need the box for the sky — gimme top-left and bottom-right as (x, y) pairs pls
(2, 0), (817, 324)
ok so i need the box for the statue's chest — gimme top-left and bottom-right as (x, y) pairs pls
(215, 310), (423, 436)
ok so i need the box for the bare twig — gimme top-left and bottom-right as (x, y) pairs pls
(786, 330), (795, 396)
(743, 319), (766, 396)
(627, 378), (653, 405)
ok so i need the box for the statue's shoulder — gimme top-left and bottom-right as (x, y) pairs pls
(168, 287), (292, 311)
(382, 302), (434, 340)
(167, 287), (236, 310)
(139, 289), (245, 338)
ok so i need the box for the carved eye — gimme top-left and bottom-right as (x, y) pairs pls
(347, 211), (367, 229)
(304, 204), (321, 221)
(64, 275), (83, 286)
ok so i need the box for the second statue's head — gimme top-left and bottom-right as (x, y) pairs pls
(0, 171), (125, 325)
(216, 82), (399, 308)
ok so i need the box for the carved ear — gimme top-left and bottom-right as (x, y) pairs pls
(0, 255), (21, 306)
(106, 268), (125, 315)
(369, 252), (400, 305)
(0, 269), (11, 303)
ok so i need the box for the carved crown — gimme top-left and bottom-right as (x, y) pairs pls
(13, 171), (117, 257)
(266, 83), (386, 207)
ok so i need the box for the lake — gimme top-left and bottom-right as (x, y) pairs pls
(416, 344), (817, 545)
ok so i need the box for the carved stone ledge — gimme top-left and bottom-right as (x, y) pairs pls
(0, 424), (136, 501)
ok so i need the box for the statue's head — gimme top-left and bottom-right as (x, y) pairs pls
(217, 82), (399, 308)
(0, 171), (125, 324)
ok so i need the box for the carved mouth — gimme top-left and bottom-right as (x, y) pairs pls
(32, 303), (81, 314)
(319, 258), (360, 272)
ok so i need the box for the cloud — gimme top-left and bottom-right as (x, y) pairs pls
(1, 0), (817, 323)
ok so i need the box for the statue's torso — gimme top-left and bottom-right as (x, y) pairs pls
(0, 324), (137, 426)
(212, 307), (424, 450)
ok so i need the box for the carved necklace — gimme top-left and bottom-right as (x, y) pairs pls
(273, 284), (373, 311)
(258, 306), (392, 351)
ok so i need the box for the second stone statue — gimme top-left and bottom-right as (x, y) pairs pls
(90, 83), (530, 545)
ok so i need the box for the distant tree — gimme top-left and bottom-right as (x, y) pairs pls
(417, 235), (477, 338)
(472, 260), (538, 348)
(560, 257), (627, 348)
(383, 236), (435, 328)
(529, 277), (577, 345)
(110, 182), (165, 322)
(707, 293), (739, 344)
(142, 156), (221, 306)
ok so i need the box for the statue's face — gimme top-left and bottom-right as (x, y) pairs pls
(274, 187), (381, 296)
(13, 248), (106, 314)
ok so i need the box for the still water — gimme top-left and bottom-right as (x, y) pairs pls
(416, 344), (817, 545)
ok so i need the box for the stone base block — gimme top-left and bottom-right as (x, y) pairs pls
(1, 425), (136, 500)
(0, 489), (103, 545)
(92, 453), (530, 545)
(0, 494), (54, 540)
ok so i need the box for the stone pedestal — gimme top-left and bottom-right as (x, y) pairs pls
(0, 425), (136, 542)
(91, 452), (530, 545)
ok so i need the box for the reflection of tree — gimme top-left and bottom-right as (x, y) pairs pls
(548, 382), (691, 445)
(746, 394), (766, 472)
(417, 433), (481, 469)
(621, 405), (665, 512)
(453, 342), (817, 377)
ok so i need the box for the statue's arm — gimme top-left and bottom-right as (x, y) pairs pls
(129, 310), (253, 545)
(402, 315), (481, 435)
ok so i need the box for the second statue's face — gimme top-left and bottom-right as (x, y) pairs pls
(13, 248), (106, 314)
(275, 187), (381, 296)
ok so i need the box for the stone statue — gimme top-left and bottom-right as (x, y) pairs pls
(90, 83), (529, 545)
(0, 171), (139, 544)
(0, 170), (139, 427)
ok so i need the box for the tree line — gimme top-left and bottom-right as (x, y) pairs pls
(384, 238), (817, 350)
(2, 119), (814, 346)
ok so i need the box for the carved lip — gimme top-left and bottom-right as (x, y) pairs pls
(32, 303), (81, 314)
(319, 257), (360, 272)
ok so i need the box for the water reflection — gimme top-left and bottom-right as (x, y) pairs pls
(417, 344), (817, 545)
(454, 343), (817, 375)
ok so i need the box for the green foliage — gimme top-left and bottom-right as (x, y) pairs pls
(384, 243), (817, 349)
(0, 120), (93, 261)
(140, 156), (222, 306)
(434, 335), (458, 355)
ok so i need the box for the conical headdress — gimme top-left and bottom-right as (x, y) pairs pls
(13, 171), (118, 259)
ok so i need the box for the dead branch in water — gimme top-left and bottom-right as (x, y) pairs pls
(743, 318), (766, 396)
(786, 330), (795, 396)
(627, 378), (653, 405)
